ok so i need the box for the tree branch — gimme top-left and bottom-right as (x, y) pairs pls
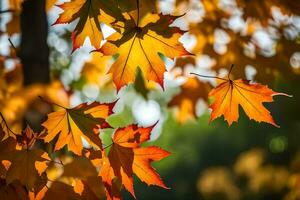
(0, 9), (15, 14)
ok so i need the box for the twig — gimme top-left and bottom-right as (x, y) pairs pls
(0, 9), (15, 14)
(0, 112), (18, 136)
(8, 38), (18, 53)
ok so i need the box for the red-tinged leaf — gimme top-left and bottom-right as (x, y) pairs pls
(112, 124), (153, 148)
(42, 101), (115, 155)
(99, 124), (170, 198)
(53, 0), (123, 51)
(16, 125), (37, 149)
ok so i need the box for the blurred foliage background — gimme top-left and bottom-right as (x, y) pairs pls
(1, 0), (300, 199)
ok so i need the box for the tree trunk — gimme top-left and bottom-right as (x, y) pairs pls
(20, 0), (50, 131)
(20, 0), (49, 85)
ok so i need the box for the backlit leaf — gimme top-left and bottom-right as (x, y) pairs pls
(209, 77), (291, 127)
(100, 13), (191, 91)
(42, 101), (115, 155)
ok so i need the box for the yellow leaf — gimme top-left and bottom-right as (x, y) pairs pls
(100, 13), (191, 90)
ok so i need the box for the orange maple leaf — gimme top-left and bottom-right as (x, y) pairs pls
(100, 13), (191, 91)
(0, 126), (49, 190)
(100, 124), (170, 198)
(84, 147), (122, 200)
(53, 0), (123, 51)
(197, 67), (291, 127)
(42, 101), (115, 155)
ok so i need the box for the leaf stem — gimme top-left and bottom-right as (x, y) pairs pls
(38, 96), (68, 109)
(190, 72), (228, 81)
(228, 64), (234, 80)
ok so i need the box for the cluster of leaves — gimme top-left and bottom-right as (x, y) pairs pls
(0, 0), (299, 199)
(53, 0), (191, 90)
(52, 0), (291, 127)
(0, 100), (170, 199)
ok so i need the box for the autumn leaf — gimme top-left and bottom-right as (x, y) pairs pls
(100, 124), (170, 197)
(82, 148), (122, 200)
(169, 77), (211, 123)
(53, 0), (123, 51)
(130, 146), (170, 187)
(0, 126), (49, 190)
(46, 0), (58, 11)
(99, 155), (122, 200)
(73, 178), (105, 200)
(43, 182), (82, 200)
(115, 0), (157, 23)
(5, 149), (49, 190)
(100, 13), (191, 91)
(16, 125), (38, 149)
(110, 124), (153, 148)
(205, 70), (291, 127)
(61, 157), (106, 199)
(42, 101), (115, 155)
(0, 138), (16, 177)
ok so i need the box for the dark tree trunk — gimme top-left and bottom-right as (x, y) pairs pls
(20, 0), (50, 131)
(20, 0), (49, 85)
